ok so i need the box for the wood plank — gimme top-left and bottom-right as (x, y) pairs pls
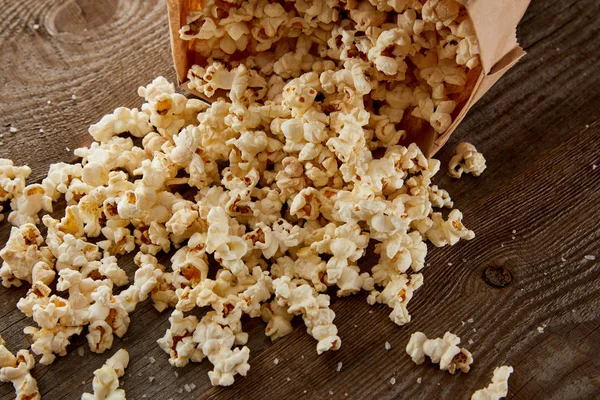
(0, 0), (598, 399)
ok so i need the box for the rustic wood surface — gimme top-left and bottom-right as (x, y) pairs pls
(1, 0), (599, 399)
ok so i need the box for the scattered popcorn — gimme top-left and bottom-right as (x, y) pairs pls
(0, 0), (486, 392)
(82, 348), (129, 400)
(406, 331), (473, 374)
(448, 143), (487, 178)
(471, 366), (513, 400)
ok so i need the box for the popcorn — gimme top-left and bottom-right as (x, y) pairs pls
(0, 224), (53, 288)
(0, 347), (40, 400)
(471, 366), (514, 400)
(449, 142), (487, 178)
(157, 310), (204, 367)
(1, 4), (484, 384)
(426, 209), (475, 247)
(406, 331), (474, 374)
(89, 107), (153, 143)
(82, 348), (129, 400)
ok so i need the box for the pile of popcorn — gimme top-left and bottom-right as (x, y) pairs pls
(180, 0), (481, 138)
(0, 0), (488, 396)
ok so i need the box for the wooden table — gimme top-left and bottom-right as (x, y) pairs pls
(1, 0), (599, 399)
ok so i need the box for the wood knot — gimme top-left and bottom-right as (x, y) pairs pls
(482, 266), (512, 288)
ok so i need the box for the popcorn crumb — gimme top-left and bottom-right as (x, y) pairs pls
(390, 377), (396, 385)
(273, 358), (279, 365)
(385, 341), (391, 351)
(336, 361), (343, 372)
(584, 255), (596, 261)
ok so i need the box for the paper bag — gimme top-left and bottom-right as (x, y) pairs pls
(167, 0), (530, 157)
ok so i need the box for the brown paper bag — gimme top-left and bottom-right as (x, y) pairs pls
(167, 0), (530, 157)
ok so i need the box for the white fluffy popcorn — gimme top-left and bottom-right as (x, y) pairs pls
(471, 366), (514, 400)
(0, 346), (40, 400)
(449, 142), (487, 178)
(0, 0), (484, 389)
(406, 331), (473, 374)
(81, 348), (129, 400)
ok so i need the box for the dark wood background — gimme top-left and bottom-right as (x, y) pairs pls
(0, 0), (599, 399)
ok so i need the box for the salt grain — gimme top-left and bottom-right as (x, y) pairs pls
(137, 372), (142, 377)
(149, 376), (155, 383)
(472, 328), (476, 332)
(512, 229), (517, 234)
(584, 255), (596, 261)
(77, 347), (84, 356)
(329, 390), (334, 395)
(65, 147), (70, 152)
(511, 236), (516, 240)
(149, 356), (155, 363)
(184, 384), (192, 393)
(287, 377), (291, 382)
(38, 128), (44, 133)
(9, 127), (17, 133)
(537, 326), (544, 333)
(593, 164), (597, 170)
(33, 24), (40, 30)
(467, 318), (474, 323)
(385, 341), (391, 351)
(47, 100), (51, 104)
(468, 339), (474, 345)
(368, 310), (374, 314)
(177, 388), (183, 394)
(337, 362), (343, 372)
(417, 377), (422, 384)
(174, 371), (179, 378)
(561, 256), (567, 262)
(390, 377), (396, 385)
(448, 262), (453, 266)
(72, 94), (77, 100)
(190, 384), (196, 390)
(274, 358), (279, 365)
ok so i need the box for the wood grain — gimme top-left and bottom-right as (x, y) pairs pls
(0, 0), (599, 399)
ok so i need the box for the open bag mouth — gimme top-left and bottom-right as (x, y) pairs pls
(168, 0), (529, 158)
